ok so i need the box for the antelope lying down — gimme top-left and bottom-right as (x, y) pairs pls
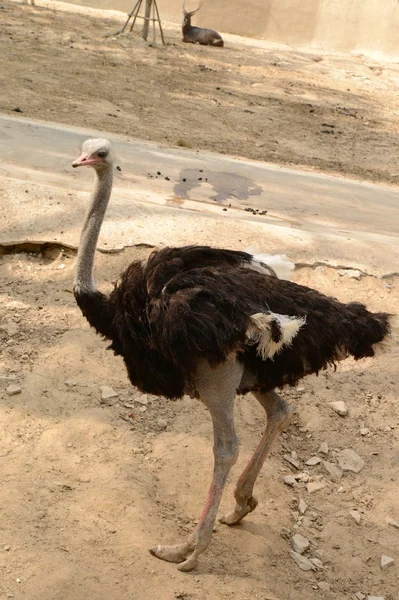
(182, 1), (224, 47)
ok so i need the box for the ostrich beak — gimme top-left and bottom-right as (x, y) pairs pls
(72, 153), (102, 168)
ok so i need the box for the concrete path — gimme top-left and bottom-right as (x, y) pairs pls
(1, 115), (398, 276)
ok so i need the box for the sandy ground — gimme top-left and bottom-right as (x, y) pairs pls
(0, 2), (399, 600)
(0, 247), (398, 600)
(1, 0), (399, 185)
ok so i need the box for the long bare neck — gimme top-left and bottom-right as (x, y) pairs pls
(74, 166), (113, 294)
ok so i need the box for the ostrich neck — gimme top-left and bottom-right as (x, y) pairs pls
(74, 166), (113, 293)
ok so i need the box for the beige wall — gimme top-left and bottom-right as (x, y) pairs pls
(63, 0), (399, 59)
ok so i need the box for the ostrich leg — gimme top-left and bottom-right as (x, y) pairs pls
(150, 357), (243, 571)
(220, 390), (292, 525)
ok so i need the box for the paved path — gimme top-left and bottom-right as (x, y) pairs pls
(1, 115), (398, 276)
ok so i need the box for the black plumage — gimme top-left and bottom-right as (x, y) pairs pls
(75, 244), (391, 399)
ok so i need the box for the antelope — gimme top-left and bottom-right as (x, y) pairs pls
(182, 1), (224, 47)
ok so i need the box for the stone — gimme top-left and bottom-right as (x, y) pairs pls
(380, 555), (394, 570)
(350, 510), (362, 524)
(3, 545), (10, 551)
(386, 517), (399, 529)
(306, 481), (327, 494)
(355, 594), (366, 600)
(290, 551), (315, 571)
(367, 597), (385, 600)
(337, 449), (365, 473)
(100, 386), (118, 402)
(283, 475), (297, 486)
(295, 472), (310, 482)
(337, 268), (362, 280)
(0, 323), (19, 336)
(360, 428), (370, 436)
(157, 418), (168, 429)
(298, 498), (308, 515)
(284, 454), (301, 470)
(323, 461), (343, 480)
(6, 384), (21, 396)
(136, 394), (148, 405)
(306, 456), (321, 466)
(319, 442), (329, 456)
(65, 378), (77, 387)
(318, 581), (330, 591)
(329, 401), (348, 416)
(309, 557), (323, 569)
(296, 386), (305, 392)
(292, 533), (310, 555)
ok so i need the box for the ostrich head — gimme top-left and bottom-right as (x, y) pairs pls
(72, 138), (114, 171)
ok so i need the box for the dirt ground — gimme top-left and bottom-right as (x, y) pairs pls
(0, 246), (398, 600)
(1, 2), (399, 600)
(1, 0), (399, 185)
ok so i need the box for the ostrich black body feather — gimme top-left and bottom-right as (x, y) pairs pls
(74, 245), (391, 399)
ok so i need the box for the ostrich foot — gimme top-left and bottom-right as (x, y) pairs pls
(219, 495), (258, 525)
(149, 541), (193, 564)
(149, 540), (202, 572)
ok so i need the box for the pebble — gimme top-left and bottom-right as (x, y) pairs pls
(360, 428), (370, 436)
(318, 581), (330, 591)
(157, 418), (168, 429)
(291, 533), (310, 555)
(306, 456), (321, 466)
(136, 394), (148, 405)
(309, 557), (323, 569)
(306, 481), (327, 494)
(284, 454), (301, 469)
(355, 594), (366, 600)
(298, 498), (308, 515)
(100, 386), (118, 402)
(386, 517), (399, 529)
(3, 545), (10, 551)
(64, 378), (77, 387)
(323, 461), (343, 480)
(337, 268), (362, 280)
(367, 597), (385, 600)
(329, 400), (348, 416)
(290, 550), (315, 571)
(349, 510), (362, 524)
(380, 554), (394, 570)
(319, 442), (329, 456)
(283, 475), (297, 486)
(337, 449), (365, 473)
(6, 384), (22, 396)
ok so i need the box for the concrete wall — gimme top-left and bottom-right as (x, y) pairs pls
(63, 0), (399, 60)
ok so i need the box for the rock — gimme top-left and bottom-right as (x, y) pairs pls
(284, 454), (301, 469)
(292, 533), (310, 555)
(295, 472), (310, 483)
(386, 517), (399, 529)
(6, 384), (21, 396)
(306, 456), (321, 466)
(337, 449), (365, 473)
(298, 498), (308, 515)
(136, 394), (148, 405)
(309, 557), (323, 569)
(283, 475), (297, 487)
(65, 378), (78, 387)
(355, 594), (366, 600)
(157, 418), (168, 429)
(337, 268), (362, 280)
(360, 428), (370, 436)
(380, 554), (394, 570)
(296, 386), (305, 392)
(367, 597), (385, 600)
(3, 545), (10, 551)
(306, 481), (327, 494)
(350, 510), (362, 524)
(329, 401), (348, 416)
(0, 323), (19, 336)
(290, 550), (315, 571)
(323, 461), (343, 480)
(318, 581), (330, 591)
(319, 442), (329, 456)
(100, 386), (118, 403)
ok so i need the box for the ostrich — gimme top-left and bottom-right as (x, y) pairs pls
(72, 138), (397, 572)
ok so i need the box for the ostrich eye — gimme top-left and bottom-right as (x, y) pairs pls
(97, 150), (107, 158)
